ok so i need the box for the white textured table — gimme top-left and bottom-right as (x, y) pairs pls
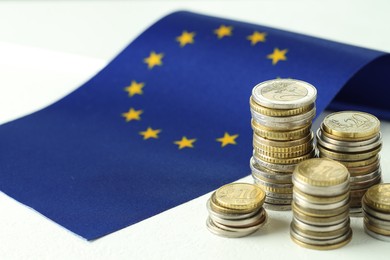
(1, 1), (390, 259)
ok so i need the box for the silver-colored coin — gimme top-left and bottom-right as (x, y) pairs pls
(350, 174), (381, 190)
(349, 207), (363, 217)
(206, 217), (259, 238)
(293, 205), (350, 226)
(209, 207), (266, 227)
(250, 158), (292, 183)
(293, 193), (350, 211)
(263, 202), (292, 211)
(364, 215), (390, 229)
(293, 200), (350, 218)
(206, 199), (260, 220)
(252, 112), (315, 130)
(362, 203), (390, 221)
(292, 176), (350, 197)
(292, 216), (350, 233)
(291, 221), (350, 240)
(265, 190), (293, 199)
(254, 177), (293, 189)
(350, 168), (382, 183)
(251, 79), (317, 109)
(265, 196), (292, 205)
(251, 106), (316, 124)
(317, 144), (382, 162)
(364, 225), (390, 242)
(212, 212), (267, 232)
(290, 225), (352, 245)
(252, 156), (296, 173)
(316, 129), (382, 152)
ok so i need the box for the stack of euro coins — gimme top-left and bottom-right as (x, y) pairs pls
(250, 79), (317, 210)
(206, 183), (267, 238)
(316, 111), (382, 215)
(291, 158), (352, 250)
(362, 183), (390, 242)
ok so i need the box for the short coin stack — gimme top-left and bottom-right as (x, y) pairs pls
(317, 111), (382, 215)
(362, 183), (390, 242)
(206, 183), (267, 238)
(291, 158), (352, 250)
(250, 79), (317, 210)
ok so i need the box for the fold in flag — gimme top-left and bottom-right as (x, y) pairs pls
(1, 11), (389, 240)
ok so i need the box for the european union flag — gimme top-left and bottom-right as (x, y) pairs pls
(0, 11), (389, 240)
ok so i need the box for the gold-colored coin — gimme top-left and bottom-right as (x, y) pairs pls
(253, 132), (313, 152)
(254, 182), (293, 194)
(251, 119), (311, 141)
(292, 200), (350, 217)
(249, 96), (314, 117)
(348, 159), (380, 176)
(364, 183), (390, 213)
(292, 203), (349, 225)
(293, 158), (349, 187)
(254, 148), (315, 165)
(214, 183), (265, 211)
(253, 145), (313, 159)
(317, 144), (381, 162)
(209, 192), (253, 214)
(322, 111), (380, 141)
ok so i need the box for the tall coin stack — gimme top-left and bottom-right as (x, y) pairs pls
(316, 111), (382, 216)
(291, 158), (352, 250)
(206, 183), (267, 238)
(250, 79), (317, 210)
(362, 183), (390, 242)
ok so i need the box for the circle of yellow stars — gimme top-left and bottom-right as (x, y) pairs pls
(121, 24), (290, 149)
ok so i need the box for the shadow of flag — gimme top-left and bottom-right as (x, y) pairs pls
(0, 11), (389, 240)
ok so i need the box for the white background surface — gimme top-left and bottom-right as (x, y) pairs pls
(1, 0), (390, 259)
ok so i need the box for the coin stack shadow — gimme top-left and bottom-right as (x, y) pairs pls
(206, 183), (267, 238)
(316, 111), (382, 216)
(362, 184), (390, 242)
(250, 79), (317, 211)
(291, 158), (352, 250)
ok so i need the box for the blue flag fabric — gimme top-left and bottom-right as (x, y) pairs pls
(0, 11), (389, 240)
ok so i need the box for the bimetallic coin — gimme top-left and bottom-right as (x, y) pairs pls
(337, 155), (379, 168)
(292, 203), (349, 226)
(364, 225), (390, 242)
(316, 129), (382, 153)
(292, 176), (349, 197)
(362, 201), (390, 221)
(350, 174), (381, 190)
(293, 158), (349, 187)
(264, 190), (293, 199)
(251, 120), (311, 141)
(249, 96), (314, 117)
(251, 161), (292, 184)
(264, 196), (292, 205)
(251, 79), (317, 109)
(348, 161), (380, 176)
(252, 113), (315, 130)
(350, 168), (381, 183)
(317, 144), (381, 162)
(293, 187), (349, 205)
(254, 180), (293, 194)
(210, 208), (266, 228)
(291, 221), (350, 240)
(251, 106), (316, 124)
(252, 155), (297, 173)
(215, 183), (265, 211)
(292, 217), (350, 233)
(263, 203), (292, 211)
(364, 215), (390, 229)
(292, 200), (350, 217)
(206, 217), (259, 238)
(364, 183), (390, 213)
(290, 227), (352, 250)
(322, 111), (380, 141)
(364, 218), (390, 236)
(293, 193), (350, 211)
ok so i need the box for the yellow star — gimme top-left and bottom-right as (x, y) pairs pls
(216, 132), (239, 147)
(214, 25), (233, 39)
(174, 136), (196, 149)
(247, 31), (267, 45)
(143, 51), (164, 69)
(139, 127), (161, 140)
(121, 108), (143, 122)
(267, 48), (288, 65)
(124, 80), (145, 97)
(176, 31), (196, 47)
